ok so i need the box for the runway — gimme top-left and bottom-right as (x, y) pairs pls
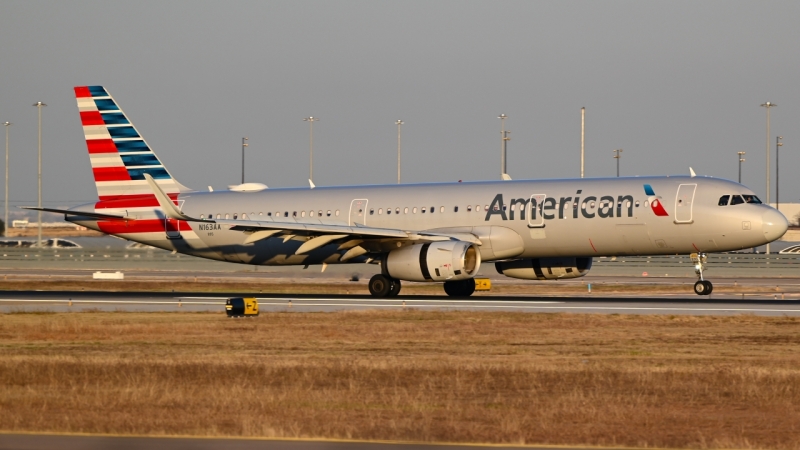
(2, 290), (800, 316)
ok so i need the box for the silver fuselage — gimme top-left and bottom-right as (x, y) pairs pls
(68, 175), (788, 267)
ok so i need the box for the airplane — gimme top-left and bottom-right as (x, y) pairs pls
(27, 86), (789, 297)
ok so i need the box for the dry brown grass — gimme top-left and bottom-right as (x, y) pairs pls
(2, 311), (800, 448)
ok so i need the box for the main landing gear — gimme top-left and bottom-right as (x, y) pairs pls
(368, 274), (402, 298)
(367, 275), (477, 298)
(443, 278), (476, 297)
(691, 252), (713, 296)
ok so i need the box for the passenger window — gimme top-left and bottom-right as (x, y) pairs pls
(395, 207), (400, 214)
(413, 207), (417, 213)
(292, 211), (297, 217)
(485, 205), (489, 211)
(378, 208), (383, 214)
(310, 210), (315, 217)
(440, 206), (444, 213)
(431, 206), (435, 213)
(467, 205), (472, 212)
(267, 212), (272, 217)
(387, 208), (392, 215)
(335, 210), (340, 216)
(369, 208), (374, 215)
(216, 214), (221, 219)
(421, 207), (426, 213)
(284, 212), (289, 217)
(718, 195), (730, 206)
(318, 210), (323, 217)
(327, 210), (331, 216)
(301, 211), (306, 217)
(635, 201), (640, 208)
(225, 214), (230, 219)
(404, 207), (408, 214)
(454, 206), (459, 212)
(258, 212), (263, 216)
(200, 214), (204, 219)
(730, 195), (745, 205)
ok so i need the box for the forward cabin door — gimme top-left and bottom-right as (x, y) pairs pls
(165, 200), (184, 239)
(674, 184), (697, 224)
(349, 199), (368, 226)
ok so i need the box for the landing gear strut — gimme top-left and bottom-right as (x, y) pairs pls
(691, 252), (713, 296)
(368, 274), (401, 298)
(443, 278), (476, 297)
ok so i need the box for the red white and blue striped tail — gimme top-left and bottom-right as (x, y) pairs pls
(75, 86), (189, 202)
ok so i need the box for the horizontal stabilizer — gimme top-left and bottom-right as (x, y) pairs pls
(20, 206), (125, 220)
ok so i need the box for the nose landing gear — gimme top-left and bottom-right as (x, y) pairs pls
(691, 252), (713, 295)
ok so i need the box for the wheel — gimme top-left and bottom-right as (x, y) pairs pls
(388, 279), (401, 297)
(369, 274), (392, 297)
(704, 280), (713, 295)
(460, 278), (476, 297)
(693, 280), (708, 296)
(443, 279), (476, 297)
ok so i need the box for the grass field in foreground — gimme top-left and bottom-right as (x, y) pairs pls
(1, 311), (799, 449)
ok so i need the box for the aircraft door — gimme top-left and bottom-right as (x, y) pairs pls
(674, 184), (697, 224)
(527, 194), (546, 228)
(165, 200), (184, 239)
(349, 199), (368, 226)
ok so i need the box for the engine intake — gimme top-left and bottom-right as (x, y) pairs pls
(495, 257), (592, 280)
(386, 241), (481, 282)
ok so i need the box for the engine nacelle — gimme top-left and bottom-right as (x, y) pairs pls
(495, 257), (592, 280)
(386, 241), (481, 282)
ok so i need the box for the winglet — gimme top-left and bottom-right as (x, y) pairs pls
(309, 179), (316, 189)
(689, 167), (696, 178)
(501, 173), (512, 181)
(144, 173), (208, 222)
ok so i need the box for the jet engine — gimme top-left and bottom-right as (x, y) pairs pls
(385, 241), (481, 282)
(495, 257), (592, 280)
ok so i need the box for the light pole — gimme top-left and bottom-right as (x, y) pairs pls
(737, 151), (746, 184)
(498, 114), (509, 178)
(303, 117), (318, 182)
(241, 137), (248, 184)
(776, 136), (783, 212)
(396, 120), (403, 184)
(760, 101), (776, 254)
(581, 107), (585, 178)
(3, 122), (11, 236)
(33, 102), (46, 247)
(613, 149), (623, 177)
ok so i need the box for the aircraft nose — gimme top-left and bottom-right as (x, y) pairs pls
(762, 209), (789, 243)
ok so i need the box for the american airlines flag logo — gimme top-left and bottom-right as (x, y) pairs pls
(644, 184), (669, 217)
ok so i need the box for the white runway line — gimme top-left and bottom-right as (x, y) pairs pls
(0, 299), (222, 305)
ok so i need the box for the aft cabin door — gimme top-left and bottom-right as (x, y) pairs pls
(674, 184), (696, 224)
(165, 200), (184, 239)
(349, 199), (368, 226)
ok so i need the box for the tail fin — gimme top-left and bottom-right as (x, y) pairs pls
(74, 86), (189, 200)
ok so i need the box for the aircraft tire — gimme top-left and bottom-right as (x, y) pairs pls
(704, 280), (713, 294)
(444, 278), (476, 297)
(388, 279), (402, 297)
(693, 280), (710, 296)
(369, 274), (392, 297)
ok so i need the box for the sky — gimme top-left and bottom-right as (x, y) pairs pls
(1, 1), (799, 215)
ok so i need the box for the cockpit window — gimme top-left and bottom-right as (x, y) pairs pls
(718, 195), (730, 206)
(730, 195), (745, 205)
(742, 194), (762, 204)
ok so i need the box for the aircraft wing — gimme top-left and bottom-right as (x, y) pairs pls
(142, 173), (481, 256)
